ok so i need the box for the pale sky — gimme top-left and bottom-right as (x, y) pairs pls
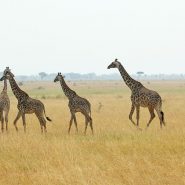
(0, 0), (185, 75)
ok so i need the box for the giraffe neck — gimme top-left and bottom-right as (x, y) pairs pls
(1, 79), (7, 94)
(118, 64), (143, 91)
(59, 78), (77, 99)
(8, 76), (29, 101)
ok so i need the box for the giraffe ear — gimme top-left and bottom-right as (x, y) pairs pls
(115, 58), (118, 62)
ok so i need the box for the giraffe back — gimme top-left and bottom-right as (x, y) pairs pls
(132, 86), (162, 108)
(17, 97), (45, 114)
(68, 95), (91, 115)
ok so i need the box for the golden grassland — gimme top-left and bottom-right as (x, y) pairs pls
(0, 80), (185, 185)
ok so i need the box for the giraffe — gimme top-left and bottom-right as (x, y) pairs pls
(107, 59), (165, 129)
(0, 67), (52, 133)
(54, 73), (93, 135)
(0, 78), (10, 132)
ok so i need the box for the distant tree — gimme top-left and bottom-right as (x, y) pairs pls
(39, 72), (47, 80)
(19, 75), (28, 81)
(84, 73), (96, 80)
(137, 71), (144, 76)
(68, 73), (81, 80)
(136, 71), (144, 80)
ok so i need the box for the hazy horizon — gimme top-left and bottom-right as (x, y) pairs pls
(0, 0), (185, 75)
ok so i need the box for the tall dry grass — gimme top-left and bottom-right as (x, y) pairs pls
(0, 81), (185, 185)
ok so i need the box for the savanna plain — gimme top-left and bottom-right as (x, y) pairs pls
(0, 80), (184, 185)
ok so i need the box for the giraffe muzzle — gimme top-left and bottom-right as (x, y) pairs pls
(107, 65), (111, 69)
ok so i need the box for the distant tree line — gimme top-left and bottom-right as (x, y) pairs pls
(0, 71), (185, 81)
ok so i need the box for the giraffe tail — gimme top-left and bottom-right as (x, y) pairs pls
(46, 116), (52, 122)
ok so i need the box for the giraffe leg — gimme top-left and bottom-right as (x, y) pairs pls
(43, 120), (47, 133)
(0, 111), (4, 133)
(73, 114), (78, 133)
(82, 112), (93, 135)
(84, 117), (88, 135)
(41, 116), (47, 133)
(136, 105), (140, 126)
(1, 118), (4, 133)
(68, 113), (74, 134)
(129, 103), (136, 125)
(0, 111), (2, 132)
(89, 118), (94, 135)
(40, 117), (47, 133)
(22, 114), (26, 133)
(5, 111), (9, 131)
(0, 111), (2, 120)
(35, 113), (47, 133)
(155, 108), (163, 129)
(146, 107), (155, 129)
(14, 111), (21, 132)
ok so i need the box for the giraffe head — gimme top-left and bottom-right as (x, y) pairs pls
(0, 67), (15, 81)
(54, 72), (65, 82)
(107, 59), (121, 69)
